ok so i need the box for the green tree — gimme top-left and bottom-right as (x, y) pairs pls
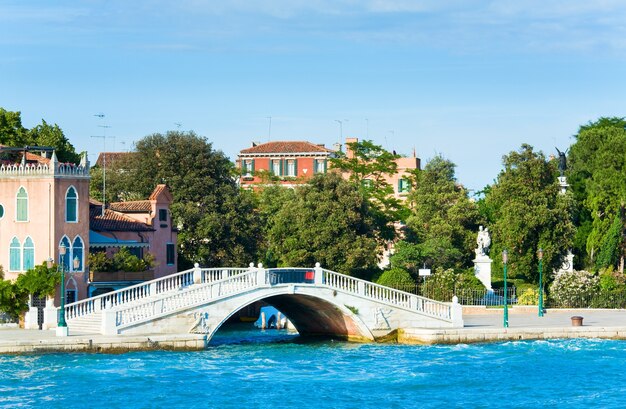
(264, 173), (380, 277)
(330, 139), (405, 241)
(568, 117), (626, 269)
(0, 108), (81, 163)
(27, 120), (81, 163)
(484, 144), (575, 283)
(98, 130), (261, 268)
(404, 156), (480, 269)
(0, 108), (27, 146)
(595, 213), (623, 270)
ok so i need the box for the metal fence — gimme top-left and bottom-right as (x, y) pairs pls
(545, 290), (626, 309)
(386, 284), (518, 306)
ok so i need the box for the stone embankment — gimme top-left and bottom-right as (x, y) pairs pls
(2, 308), (625, 354)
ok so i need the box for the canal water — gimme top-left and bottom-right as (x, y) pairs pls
(1, 325), (626, 408)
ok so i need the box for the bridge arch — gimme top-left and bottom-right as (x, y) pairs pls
(209, 288), (375, 342)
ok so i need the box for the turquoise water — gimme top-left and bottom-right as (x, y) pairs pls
(1, 328), (626, 408)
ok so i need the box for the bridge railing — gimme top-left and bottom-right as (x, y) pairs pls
(115, 269), (259, 328)
(65, 265), (255, 321)
(322, 269), (452, 320)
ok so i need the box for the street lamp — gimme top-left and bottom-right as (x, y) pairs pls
(57, 244), (68, 335)
(538, 248), (544, 317)
(502, 250), (509, 328)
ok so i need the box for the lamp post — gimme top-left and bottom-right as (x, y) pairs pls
(502, 250), (509, 328)
(538, 248), (544, 317)
(58, 244), (67, 332)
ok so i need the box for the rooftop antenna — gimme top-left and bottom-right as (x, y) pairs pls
(387, 130), (394, 150)
(266, 116), (272, 141)
(91, 114), (115, 216)
(335, 119), (348, 142)
(174, 122), (182, 130)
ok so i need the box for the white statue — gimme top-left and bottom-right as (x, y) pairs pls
(475, 226), (491, 257)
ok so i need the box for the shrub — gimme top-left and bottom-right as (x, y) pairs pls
(89, 248), (155, 273)
(517, 288), (548, 306)
(376, 267), (415, 289)
(549, 270), (599, 308)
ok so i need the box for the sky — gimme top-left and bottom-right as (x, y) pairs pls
(1, 0), (625, 192)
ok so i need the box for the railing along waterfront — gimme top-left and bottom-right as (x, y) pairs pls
(115, 270), (258, 328)
(65, 266), (253, 320)
(322, 269), (452, 320)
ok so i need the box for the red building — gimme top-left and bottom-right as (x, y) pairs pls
(236, 141), (334, 188)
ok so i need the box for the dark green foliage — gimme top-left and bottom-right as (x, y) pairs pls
(15, 262), (61, 298)
(376, 267), (415, 288)
(262, 173), (380, 276)
(484, 144), (575, 282)
(596, 214), (623, 270)
(0, 265), (28, 321)
(0, 108), (80, 163)
(404, 155), (480, 269)
(88, 249), (154, 272)
(568, 117), (626, 269)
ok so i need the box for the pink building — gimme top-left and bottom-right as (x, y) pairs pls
(0, 147), (178, 325)
(88, 185), (178, 296)
(0, 147), (91, 306)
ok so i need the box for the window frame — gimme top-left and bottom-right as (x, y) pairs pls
(16, 186), (28, 222)
(65, 186), (79, 223)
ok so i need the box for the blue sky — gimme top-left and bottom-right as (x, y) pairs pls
(2, 0), (625, 192)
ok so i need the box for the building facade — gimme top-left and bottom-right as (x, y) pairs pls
(236, 141), (334, 188)
(0, 147), (178, 307)
(0, 148), (91, 303)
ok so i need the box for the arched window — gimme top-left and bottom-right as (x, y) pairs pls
(66, 186), (78, 222)
(59, 236), (71, 272)
(23, 237), (35, 271)
(16, 187), (28, 222)
(9, 237), (21, 272)
(72, 236), (84, 272)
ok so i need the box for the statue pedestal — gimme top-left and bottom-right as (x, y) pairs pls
(473, 255), (493, 291)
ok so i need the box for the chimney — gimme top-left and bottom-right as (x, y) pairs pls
(345, 137), (358, 159)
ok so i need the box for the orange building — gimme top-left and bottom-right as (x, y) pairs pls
(236, 141), (334, 188)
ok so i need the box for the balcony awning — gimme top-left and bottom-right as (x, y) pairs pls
(89, 230), (150, 248)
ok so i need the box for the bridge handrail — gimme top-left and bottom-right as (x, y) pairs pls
(65, 266), (255, 321)
(322, 269), (452, 320)
(115, 269), (259, 328)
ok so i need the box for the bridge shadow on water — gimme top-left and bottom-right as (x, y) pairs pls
(208, 322), (347, 347)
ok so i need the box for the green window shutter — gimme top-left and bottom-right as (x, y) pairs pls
(313, 159), (318, 174)
(294, 159), (298, 177)
(251, 159), (255, 175)
(9, 237), (21, 271)
(16, 187), (28, 222)
(280, 159), (284, 176)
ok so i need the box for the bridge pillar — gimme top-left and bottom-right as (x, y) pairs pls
(314, 263), (323, 285)
(102, 303), (118, 335)
(451, 296), (463, 328)
(193, 263), (202, 284)
(257, 263), (265, 286)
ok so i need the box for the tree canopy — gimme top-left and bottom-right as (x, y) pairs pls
(0, 108), (80, 163)
(260, 173), (380, 277)
(403, 155), (480, 270)
(482, 144), (575, 282)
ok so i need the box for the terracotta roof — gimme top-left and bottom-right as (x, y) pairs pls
(149, 184), (172, 202)
(239, 141), (334, 155)
(109, 200), (152, 213)
(89, 203), (154, 232)
(24, 152), (51, 164)
(95, 152), (135, 167)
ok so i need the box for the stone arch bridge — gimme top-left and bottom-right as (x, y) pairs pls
(64, 264), (463, 342)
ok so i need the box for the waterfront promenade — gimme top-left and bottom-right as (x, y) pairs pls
(1, 308), (625, 354)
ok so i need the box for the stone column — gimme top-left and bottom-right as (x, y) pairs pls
(473, 255), (493, 291)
